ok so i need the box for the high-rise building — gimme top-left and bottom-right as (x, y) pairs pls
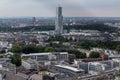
(32, 17), (36, 26)
(55, 6), (63, 35)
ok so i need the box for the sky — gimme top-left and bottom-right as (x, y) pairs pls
(0, 0), (120, 17)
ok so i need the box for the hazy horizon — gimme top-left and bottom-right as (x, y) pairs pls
(0, 0), (120, 17)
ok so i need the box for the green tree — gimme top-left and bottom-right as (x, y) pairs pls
(31, 39), (39, 44)
(22, 45), (36, 54)
(22, 45), (45, 54)
(116, 45), (120, 52)
(77, 40), (120, 50)
(68, 50), (86, 59)
(36, 45), (45, 53)
(89, 52), (100, 58)
(10, 44), (45, 54)
(11, 44), (22, 53)
(10, 54), (21, 67)
(45, 47), (55, 52)
(0, 56), (3, 58)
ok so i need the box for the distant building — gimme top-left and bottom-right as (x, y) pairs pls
(22, 59), (38, 70)
(29, 74), (43, 80)
(55, 6), (63, 35)
(4, 71), (29, 80)
(99, 53), (109, 61)
(52, 65), (84, 76)
(76, 59), (120, 74)
(32, 17), (36, 26)
(0, 74), (3, 80)
(1, 62), (16, 74)
(0, 58), (11, 64)
(0, 41), (12, 49)
(91, 48), (120, 58)
(63, 30), (105, 41)
(29, 72), (55, 80)
(88, 62), (110, 73)
(77, 62), (89, 73)
(68, 54), (76, 62)
(21, 52), (68, 61)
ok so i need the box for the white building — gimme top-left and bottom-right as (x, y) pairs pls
(63, 30), (105, 41)
(0, 41), (12, 49)
(76, 59), (120, 75)
(91, 48), (120, 58)
(21, 52), (68, 61)
(53, 65), (84, 76)
(89, 62), (108, 71)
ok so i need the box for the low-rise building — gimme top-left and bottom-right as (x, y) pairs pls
(0, 58), (11, 64)
(52, 65), (84, 76)
(77, 62), (89, 73)
(22, 59), (38, 70)
(88, 62), (110, 74)
(91, 48), (120, 58)
(22, 52), (68, 61)
(29, 74), (43, 80)
(63, 30), (105, 41)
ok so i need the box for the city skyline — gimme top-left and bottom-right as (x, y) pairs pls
(0, 0), (120, 17)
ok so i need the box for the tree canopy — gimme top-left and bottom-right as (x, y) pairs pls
(116, 45), (120, 52)
(78, 40), (120, 50)
(9, 54), (21, 67)
(89, 51), (100, 58)
(45, 47), (55, 52)
(10, 44), (45, 54)
(0, 23), (118, 33)
(68, 50), (86, 59)
(11, 44), (22, 53)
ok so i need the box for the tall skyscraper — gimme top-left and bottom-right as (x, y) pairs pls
(55, 6), (63, 35)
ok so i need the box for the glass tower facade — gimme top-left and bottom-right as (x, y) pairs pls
(55, 6), (63, 35)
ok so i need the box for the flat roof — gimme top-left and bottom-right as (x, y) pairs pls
(55, 65), (84, 72)
(22, 53), (51, 56)
(22, 52), (68, 56)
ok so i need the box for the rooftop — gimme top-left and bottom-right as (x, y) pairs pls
(55, 65), (84, 72)
(22, 52), (68, 56)
(22, 53), (51, 56)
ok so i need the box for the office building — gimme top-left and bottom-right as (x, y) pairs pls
(21, 52), (68, 61)
(52, 65), (84, 76)
(32, 17), (36, 26)
(55, 6), (63, 35)
(78, 62), (89, 73)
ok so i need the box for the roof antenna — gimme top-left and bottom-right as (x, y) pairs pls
(58, 0), (62, 7)
(58, 3), (60, 7)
